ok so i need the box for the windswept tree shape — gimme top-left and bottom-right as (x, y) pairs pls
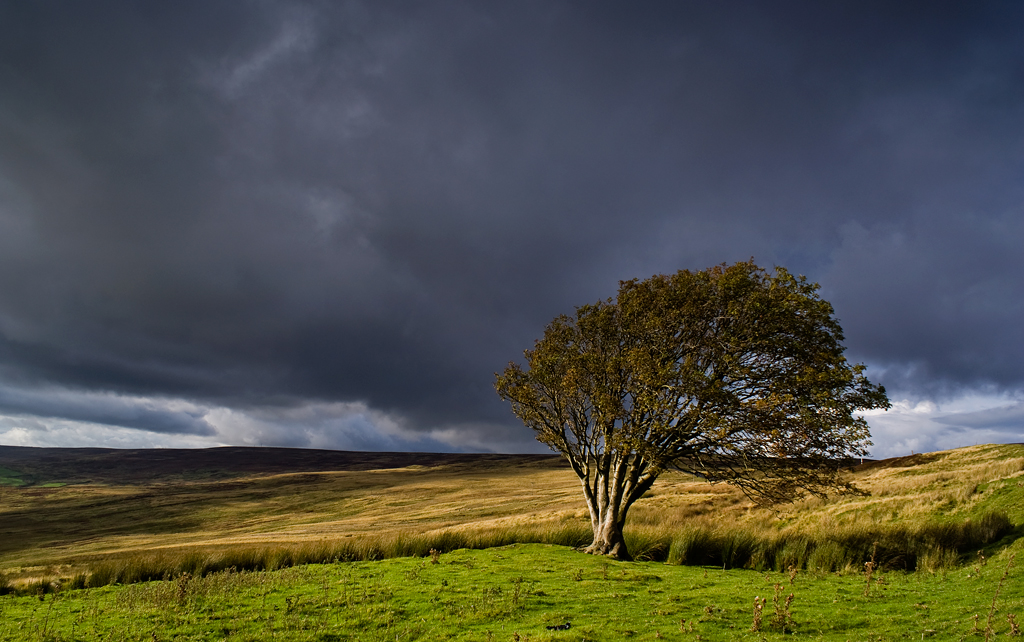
(495, 261), (890, 560)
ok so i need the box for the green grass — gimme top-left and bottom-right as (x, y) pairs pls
(2, 544), (1022, 641)
(0, 465), (24, 487)
(2, 444), (1024, 639)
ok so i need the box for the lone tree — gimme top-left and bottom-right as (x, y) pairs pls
(495, 261), (889, 560)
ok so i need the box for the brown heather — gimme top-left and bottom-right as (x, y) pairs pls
(0, 443), (1021, 592)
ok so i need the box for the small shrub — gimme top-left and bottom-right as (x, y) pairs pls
(510, 576), (526, 606)
(24, 579), (56, 597)
(86, 563), (116, 588)
(174, 572), (193, 607)
(431, 530), (470, 554)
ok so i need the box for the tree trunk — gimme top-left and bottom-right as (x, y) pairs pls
(576, 456), (654, 561)
(584, 511), (631, 560)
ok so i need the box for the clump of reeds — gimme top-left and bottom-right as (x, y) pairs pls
(623, 527), (672, 562)
(66, 522), (591, 589)
(3, 504), (1013, 593)
(660, 510), (1012, 573)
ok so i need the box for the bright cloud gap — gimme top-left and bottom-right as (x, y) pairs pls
(1, 384), (1020, 458)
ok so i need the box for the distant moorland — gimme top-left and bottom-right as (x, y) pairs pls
(1, 443), (1021, 583)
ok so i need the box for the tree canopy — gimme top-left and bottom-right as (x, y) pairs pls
(494, 261), (890, 560)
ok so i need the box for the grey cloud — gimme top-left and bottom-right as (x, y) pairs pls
(0, 1), (1023, 451)
(864, 397), (1024, 458)
(933, 402), (1024, 432)
(825, 215), (1024, 396)
(0, 385), (214, 435)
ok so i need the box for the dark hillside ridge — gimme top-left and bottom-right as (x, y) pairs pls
(0, 446), (566, 486)
(9, 444), (986, 488)
(853, 452), (941, 471)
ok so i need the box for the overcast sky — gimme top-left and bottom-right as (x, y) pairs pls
(1, 1), (1022, 458)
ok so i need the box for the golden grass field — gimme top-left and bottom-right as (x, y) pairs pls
(1, 443), (1022, 588)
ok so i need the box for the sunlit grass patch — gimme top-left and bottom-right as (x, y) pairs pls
(0, 465), (25, 487)
(2, 544), (1024, 641)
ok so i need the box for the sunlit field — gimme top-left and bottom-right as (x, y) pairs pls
(3, 544), (1023, 641)
(1, 444), (1022, 640)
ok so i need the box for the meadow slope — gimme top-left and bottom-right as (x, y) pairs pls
(3, 543), (1024, 641)
(0, 443), (1022, 585)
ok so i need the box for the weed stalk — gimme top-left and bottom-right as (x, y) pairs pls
(1007, 613), (1020, 636)
(864, 541), (878, 597)
(750, 597), (765, 632)
(769, 583), (794, 631)
(985, 553), (1016, 642)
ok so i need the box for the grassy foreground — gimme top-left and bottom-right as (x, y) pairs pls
(1, 444), (1023, 639)
(2, 543), (1023, 641)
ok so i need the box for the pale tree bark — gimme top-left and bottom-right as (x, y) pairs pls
(585, 507), (630, 559)
(567, 451), (659, 561)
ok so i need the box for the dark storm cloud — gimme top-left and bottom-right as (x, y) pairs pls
(934, 402), (1024, 433)
(1, 1), (1023, 451)
(0, 385), (213, 435)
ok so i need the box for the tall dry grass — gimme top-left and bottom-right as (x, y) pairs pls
(655, 510), (1013, 572)
(73, 522), (592, 589)
(4, 444), (1021, 593)
(53, 509), (1009, 591)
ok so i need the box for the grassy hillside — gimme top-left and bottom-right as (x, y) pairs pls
(0, 444), (1022, 589)
(0, 447), (578, 570)
(3, 543), (1023, 641)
